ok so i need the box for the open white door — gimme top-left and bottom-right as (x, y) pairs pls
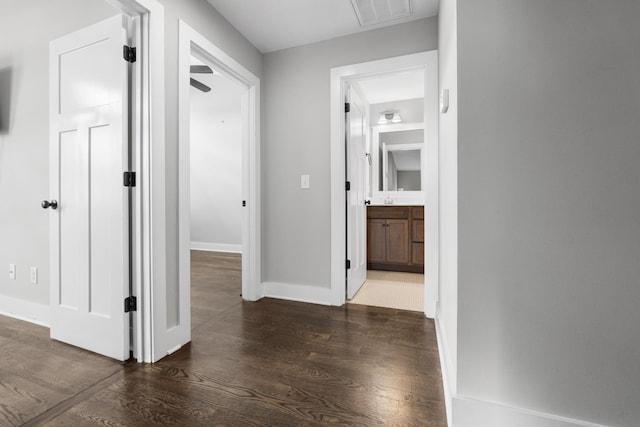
(346, 86), (368, 299)
(48, 15), (131, 361)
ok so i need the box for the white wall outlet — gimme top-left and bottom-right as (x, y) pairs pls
(9, 264), (16, 280)
(30, 267), (38, 284)
(300, 174), (310, 189)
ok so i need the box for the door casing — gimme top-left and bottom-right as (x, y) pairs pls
(104, 0), (165, 363)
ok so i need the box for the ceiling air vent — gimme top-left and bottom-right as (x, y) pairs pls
(350, 0), (412, 27)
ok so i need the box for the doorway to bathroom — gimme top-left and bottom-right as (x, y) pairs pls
(329, 51), (439, 317)
(346, 71), (426, 312)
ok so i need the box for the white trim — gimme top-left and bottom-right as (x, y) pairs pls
(452, 397), (609, 427)
(178, 21), (262, 321)
(107, 0), (165, 363)
(0, 296), (50, 327)
(330, 51), (439, 316)
(435, 317), (454, 426)
(190, 242), (242, 254)
(263, 282), (336, 306)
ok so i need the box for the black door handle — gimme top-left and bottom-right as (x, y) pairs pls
(42, 200), (58, 210)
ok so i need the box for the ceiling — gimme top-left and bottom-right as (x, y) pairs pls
(206, 0), (439, 53)
(353, 68), (424, 104)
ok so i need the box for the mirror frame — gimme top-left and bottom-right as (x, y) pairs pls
(371, 122), (425, 204)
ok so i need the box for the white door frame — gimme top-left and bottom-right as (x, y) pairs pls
(105, 0), (165, 362)
(329, 51), (439, 317)
(177, 21), (262, 304)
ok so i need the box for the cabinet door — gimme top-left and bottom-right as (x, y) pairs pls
(367, 219), (387, 263)
(386, 219), (409, 264)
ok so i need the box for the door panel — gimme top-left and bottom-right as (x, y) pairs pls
(346, 87), (368, 299)
(89, 124), (121, 317)
(49, 15), (130, 361)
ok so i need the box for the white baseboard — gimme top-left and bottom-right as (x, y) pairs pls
(0, 295), (50, 327)
(262, 282), (337, 306)
(435, 316), (454, 427)
(452, 397), (609, 427)
(191, 241), (242, 253)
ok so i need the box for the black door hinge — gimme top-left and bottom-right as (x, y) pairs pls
(124, 296), (137, 313)
(345, 181), (351, 191)
(346, 260), (351, 270)
(123, 172), (136, 187)
(345, 102), (350, 113)
(242, 200), (247, 207)
(123, 45), (136, 63)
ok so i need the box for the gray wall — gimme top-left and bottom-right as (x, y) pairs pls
(437, 0), (459, 395)
(160, 0), (263, 325)
(262, 17), (438, 287)
(456, 0), (640, 425)
(397, 171), (420, 191)
(0, 0), (118, 306)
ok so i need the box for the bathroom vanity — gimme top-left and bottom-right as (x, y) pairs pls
(367, 205), (424, 273)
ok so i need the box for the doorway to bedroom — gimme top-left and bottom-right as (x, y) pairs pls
(188, 54), (244, 329)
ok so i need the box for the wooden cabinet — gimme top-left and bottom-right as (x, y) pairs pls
(367, 206), (424, 273)
(412, 208), (424, 265)
(368, 218), (409, 265)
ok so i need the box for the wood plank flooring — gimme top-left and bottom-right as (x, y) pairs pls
(1, 250), (447, 426)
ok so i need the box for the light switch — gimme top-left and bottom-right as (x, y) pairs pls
(30, 267), (38, 284)
(9, 264), (15, 280)
(300, 174), (310, 189)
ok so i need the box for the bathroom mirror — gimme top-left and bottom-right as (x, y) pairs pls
(370, 123), (424, 201)
(382, 144), (422, 191)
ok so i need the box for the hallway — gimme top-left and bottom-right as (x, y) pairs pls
(1, 252), (446, 426)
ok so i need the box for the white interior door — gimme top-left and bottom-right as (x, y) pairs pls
(346, 86), (368, 299)
(48, 15), (131, 361)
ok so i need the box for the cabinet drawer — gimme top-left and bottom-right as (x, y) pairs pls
(412, 242), (424, 266)
(412, 219), (424, 243)
(367, 206), (409, 219)
(412, 206), (424, 219)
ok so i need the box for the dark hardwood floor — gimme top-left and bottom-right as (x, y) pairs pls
(1, 250), (447, 426)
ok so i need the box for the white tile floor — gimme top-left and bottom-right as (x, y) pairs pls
(349, 270), (425, 312)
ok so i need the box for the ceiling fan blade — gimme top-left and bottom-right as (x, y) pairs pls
(190, 65), (213, 74)
(190, 78), (211, 93)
